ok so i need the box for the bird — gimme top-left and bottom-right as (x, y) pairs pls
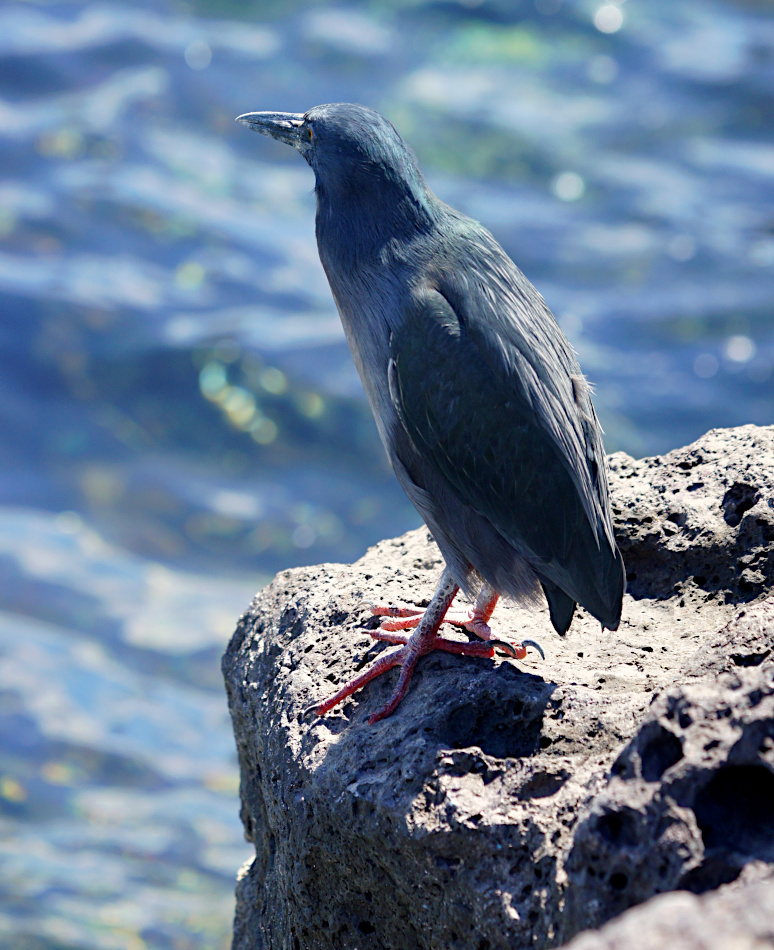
(236, 103), (625, 724)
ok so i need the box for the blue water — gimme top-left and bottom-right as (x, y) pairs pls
(0, 0), (772, 946)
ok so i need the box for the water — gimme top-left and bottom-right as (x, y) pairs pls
(0, 0), (772, 946)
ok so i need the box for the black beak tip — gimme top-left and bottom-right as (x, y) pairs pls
(234, 110), (306, 149)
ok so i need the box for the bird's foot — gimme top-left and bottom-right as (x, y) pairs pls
(371, 627), (531, 660)
(370, 603), (492, 638)
(308, 573), (545, 724)
(370, 587), (500, 640)
(310, 626), (544, 724)
(373, 628), (544, 661)
(310, 570), (460, 723)
(369, 584), (532, 660)
(313, 629), (505, 724)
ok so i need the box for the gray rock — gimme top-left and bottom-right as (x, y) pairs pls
(222, 425), (774, 950)
(609, 425), (774, 603)
(559, 660), (774, 941)
(562, 875), (774, 950)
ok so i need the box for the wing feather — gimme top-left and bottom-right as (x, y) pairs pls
(389, 284), (623, 627)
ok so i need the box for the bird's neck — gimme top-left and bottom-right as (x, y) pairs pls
(314, 172), (437, 275)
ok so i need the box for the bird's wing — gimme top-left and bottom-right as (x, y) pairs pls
(388, 284), (620, 618)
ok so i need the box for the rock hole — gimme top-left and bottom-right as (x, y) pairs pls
(626, 572), (637, 582)
(358, 920), (375, 935)
(520, 769), (568, 798)
(434, 854), (460, 869)
(609, 871), (628, 890)
(611, 755), (626, 777)
(437, 685), (545, 758)
(722, 483), (760, 527)
(679, 853), (742, 895)
(640, 726), (683, 781)
(596, 809), (638, 847)
(755, 518), (774, 542)
(731, 650), (771, 668)
(694, 764), (774, 858)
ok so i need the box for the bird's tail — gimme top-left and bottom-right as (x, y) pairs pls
(538, 540), (624, 634)
(540, 579), (575, 635)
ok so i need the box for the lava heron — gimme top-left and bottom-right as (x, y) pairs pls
(237, 103), (625, 723)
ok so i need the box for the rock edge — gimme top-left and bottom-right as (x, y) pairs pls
(223, 425), (774, 949)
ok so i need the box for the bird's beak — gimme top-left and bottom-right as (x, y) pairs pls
(235, 111), (307, 151)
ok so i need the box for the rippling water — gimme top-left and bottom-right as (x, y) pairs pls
(1, 0), (772, 946)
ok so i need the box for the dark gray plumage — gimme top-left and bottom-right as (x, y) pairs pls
(237, 103), (625, 721)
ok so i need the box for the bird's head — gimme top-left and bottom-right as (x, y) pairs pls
(236, 102), (427, 206)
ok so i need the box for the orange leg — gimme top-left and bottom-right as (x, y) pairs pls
(314, 568), (459, 723)
(311, 572), (543, 724)
(372, 584), (499, 640)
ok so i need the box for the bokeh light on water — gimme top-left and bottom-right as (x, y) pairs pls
(0, 0), (772, 945)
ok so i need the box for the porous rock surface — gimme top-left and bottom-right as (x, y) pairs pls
(563, 875), (774, 950)
(223, 425), (774, 950)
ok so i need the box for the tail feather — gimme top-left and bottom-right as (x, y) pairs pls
(575, 542), (625, 630)
(540, 579), (576, 635)
(539, 542), (624, 633)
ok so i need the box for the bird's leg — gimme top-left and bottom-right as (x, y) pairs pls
(312, 568), (505, 724)
(457, 585), (499, 639)
(371, 583), (498, 637)
(372, 582), (544, 662)
(454, 587), (545, 661)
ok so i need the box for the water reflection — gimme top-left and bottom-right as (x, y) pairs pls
(0, 0), (772, 945)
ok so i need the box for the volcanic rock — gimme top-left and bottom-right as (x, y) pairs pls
(223, 425), (774, 950)
(562, 875), (774, 950)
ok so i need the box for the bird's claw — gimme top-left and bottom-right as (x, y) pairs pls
(489, 638), (545, 661)
(490, 639), (519, 658)
(521, 638), (545, 660)
(302, 701), (323, 719)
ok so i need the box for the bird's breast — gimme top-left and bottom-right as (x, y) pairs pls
(321, 258), (403, 449)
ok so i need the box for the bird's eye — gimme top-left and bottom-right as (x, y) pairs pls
(307, 127), (313, 141)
